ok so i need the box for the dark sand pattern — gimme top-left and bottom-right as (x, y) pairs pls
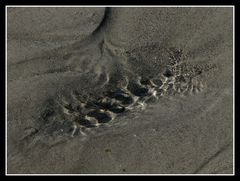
(31, 47), (216, 141)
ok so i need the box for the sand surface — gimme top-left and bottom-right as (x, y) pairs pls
(7, 7), (233, 174)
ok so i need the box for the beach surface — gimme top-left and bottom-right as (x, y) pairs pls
(7, 7), (233, 174)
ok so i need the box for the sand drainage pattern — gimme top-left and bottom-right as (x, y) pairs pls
(38, 48), (216, 139)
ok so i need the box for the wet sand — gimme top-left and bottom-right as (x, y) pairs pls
(7, 7), (233, 174)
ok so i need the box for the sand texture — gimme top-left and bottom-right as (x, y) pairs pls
(7, 7), (233, 174)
